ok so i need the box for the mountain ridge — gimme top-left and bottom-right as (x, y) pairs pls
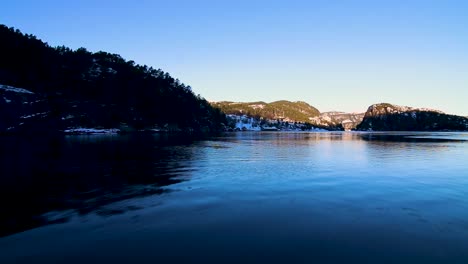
(2, 25), (467, 133)
(211, 100), (365, 130)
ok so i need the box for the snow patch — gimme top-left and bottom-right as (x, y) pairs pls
(64, 128), (120, 134)
(228, 115), (261, 131)
(20, 112), (49, 119)
(61, 114), (74, 120)
(249, 104), (265, 110)
(0, 84), (34, 94)
(3, 97), (11, 103)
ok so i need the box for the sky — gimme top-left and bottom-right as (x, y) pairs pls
(2, 0), (468, 115)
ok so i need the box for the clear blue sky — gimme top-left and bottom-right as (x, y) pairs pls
(3, 0), (468, 115)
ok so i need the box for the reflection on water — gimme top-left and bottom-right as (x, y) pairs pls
(1, 132), (468, 263)
(0, 134), (200, 237)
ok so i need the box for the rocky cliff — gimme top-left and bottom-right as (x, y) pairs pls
(309, 112), (365, 131)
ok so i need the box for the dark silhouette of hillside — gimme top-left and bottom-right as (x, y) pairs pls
(0, 24), (226, 133)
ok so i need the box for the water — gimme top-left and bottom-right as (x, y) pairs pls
(1, 132), (468, 263)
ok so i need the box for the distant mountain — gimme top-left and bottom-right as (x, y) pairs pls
(211, 100), (320, 123)
(356, 103), (468, 131)
(310, 112), (365, 131)
(0, 24), (226, 134)
(212, 101), (368, 130)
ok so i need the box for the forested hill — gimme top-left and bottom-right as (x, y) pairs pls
(211, 100), (320, 123)
(356, 103), (468, 131)
(0, 24), (226, 133)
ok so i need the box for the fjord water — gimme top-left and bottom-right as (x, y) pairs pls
(1, 132), (468, 263)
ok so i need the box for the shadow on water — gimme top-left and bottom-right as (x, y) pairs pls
(0, 134), (199, 237)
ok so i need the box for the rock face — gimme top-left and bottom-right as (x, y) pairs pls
(356, 103), (468, 131)
(309, 112), (365, 131)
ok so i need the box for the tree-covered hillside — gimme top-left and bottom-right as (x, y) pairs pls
(0, 25), (226, 133)
(356, 103), (468, 131)
(211, 100), (320, 123)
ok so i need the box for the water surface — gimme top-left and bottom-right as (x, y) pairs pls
(1, 132), (467, 263)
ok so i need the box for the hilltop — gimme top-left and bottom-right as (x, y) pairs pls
(356, 103), (468, 131)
